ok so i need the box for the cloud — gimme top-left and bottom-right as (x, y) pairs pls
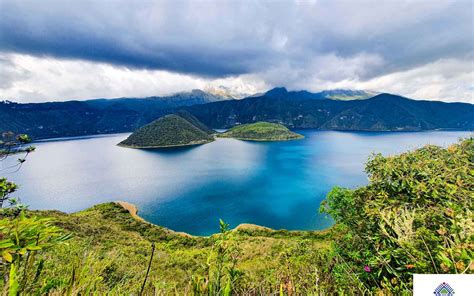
(0, 53), (268, 102)
(256, 54), (473, 103)
(0, 0), (472, 102)
(356, 58), (474, 103)
(2, 53), (471, 103)
(0, 56), (31, 88)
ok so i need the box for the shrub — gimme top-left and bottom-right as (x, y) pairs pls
(0, 212), (71, 294)
(321, 138), (473, 294)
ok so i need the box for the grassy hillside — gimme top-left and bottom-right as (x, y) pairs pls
(218, 122), (303, 141)
(119, 114), (214, 148)
(3, 203), (333, 295)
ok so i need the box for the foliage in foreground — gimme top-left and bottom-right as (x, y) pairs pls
(1, 203), (334, 295)
(0, 212), (70, 295)
(321, 138), (474, 294)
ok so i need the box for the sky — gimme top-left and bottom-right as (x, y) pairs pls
(0, 0), (473, 103)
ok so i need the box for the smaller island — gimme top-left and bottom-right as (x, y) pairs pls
(118, 114), (214, 148)
(218, 122), (304, 141)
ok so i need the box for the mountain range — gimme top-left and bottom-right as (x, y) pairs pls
(184, 91), (474, 131)
(0, 89), (229, 139)
(0, 88), (472, 139)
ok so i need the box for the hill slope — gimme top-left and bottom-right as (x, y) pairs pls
(0, 90), (230, 139)
(118, 114), (214, 148)
(218, 122), (303, 141)
(184, 93), (474, 131)
(1, 91), (472, 140)
(17, 202), (332, 294)
(173, 110), (215, 135)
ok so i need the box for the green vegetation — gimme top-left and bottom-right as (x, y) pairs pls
(2, 92), (473, 140)
(218, 122), (303, 141)
(173, 110), (215, 135)
(1, 132), (35, 209)
(1, 203), (333, 294)
(1, 131), (472, 294)
(321, 138), (473, 293)
(118, 114), (214, 148)
(0, 212), (71, 295)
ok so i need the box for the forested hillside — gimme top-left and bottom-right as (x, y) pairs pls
(1, 91), (472, 140)
(185, 93), (474, 131)
(0, 90), (229, 139)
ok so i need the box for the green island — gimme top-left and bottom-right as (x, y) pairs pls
(118, 114), (214, 148)
(173, 110), (216, 135)
(218, 122), (304, 141)
(1, 137), (471, 294)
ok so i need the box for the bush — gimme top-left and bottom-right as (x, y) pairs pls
(0, 212), (71, 294)
(321, 138), (473, 294)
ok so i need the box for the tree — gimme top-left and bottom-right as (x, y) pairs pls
(0, 132), (35, 164)
(0, 132), (35, 209)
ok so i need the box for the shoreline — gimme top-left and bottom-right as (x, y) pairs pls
(217, 135), (304, 142)
(116, 201), (145, 222)
(117, 139), (214, 149)
(115, 201), (194, 237)
(115, 201), (328, 237)
(29, 129), (472, 143)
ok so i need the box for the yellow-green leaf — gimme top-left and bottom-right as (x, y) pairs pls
(2, 251), (13, 263)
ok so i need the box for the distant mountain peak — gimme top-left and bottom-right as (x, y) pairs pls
(265, 86), (288, 95)
(166, 89), (233, 103)
(265, 87), (288, 97)
(204, 85), (257, 99)
(190, 89), (207, 95)
(173, 89), (209, 97)
(367, 93), (408, 102)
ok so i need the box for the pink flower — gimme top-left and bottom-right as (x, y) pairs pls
(364, 265), (371, 272)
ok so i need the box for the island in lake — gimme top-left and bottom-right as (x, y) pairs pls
(218, 122), (304, 141)
(118, 113), (214, 148)
(119, 113), (304, 148)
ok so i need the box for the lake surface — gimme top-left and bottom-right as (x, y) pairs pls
(2, 130), (471, 235)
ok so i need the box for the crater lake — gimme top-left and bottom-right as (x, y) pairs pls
(3, 130), (471, 235)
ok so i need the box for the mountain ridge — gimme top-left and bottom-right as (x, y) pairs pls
(1, 90), (472, 139)
(263, 87), (378, 101)
(182, 92), (474, 131)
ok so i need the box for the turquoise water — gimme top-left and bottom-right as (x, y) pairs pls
(3, 130), (471, 235)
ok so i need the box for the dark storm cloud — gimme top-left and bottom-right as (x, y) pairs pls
(0, 0), (272, 76)
(0, 0), (472, 80)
